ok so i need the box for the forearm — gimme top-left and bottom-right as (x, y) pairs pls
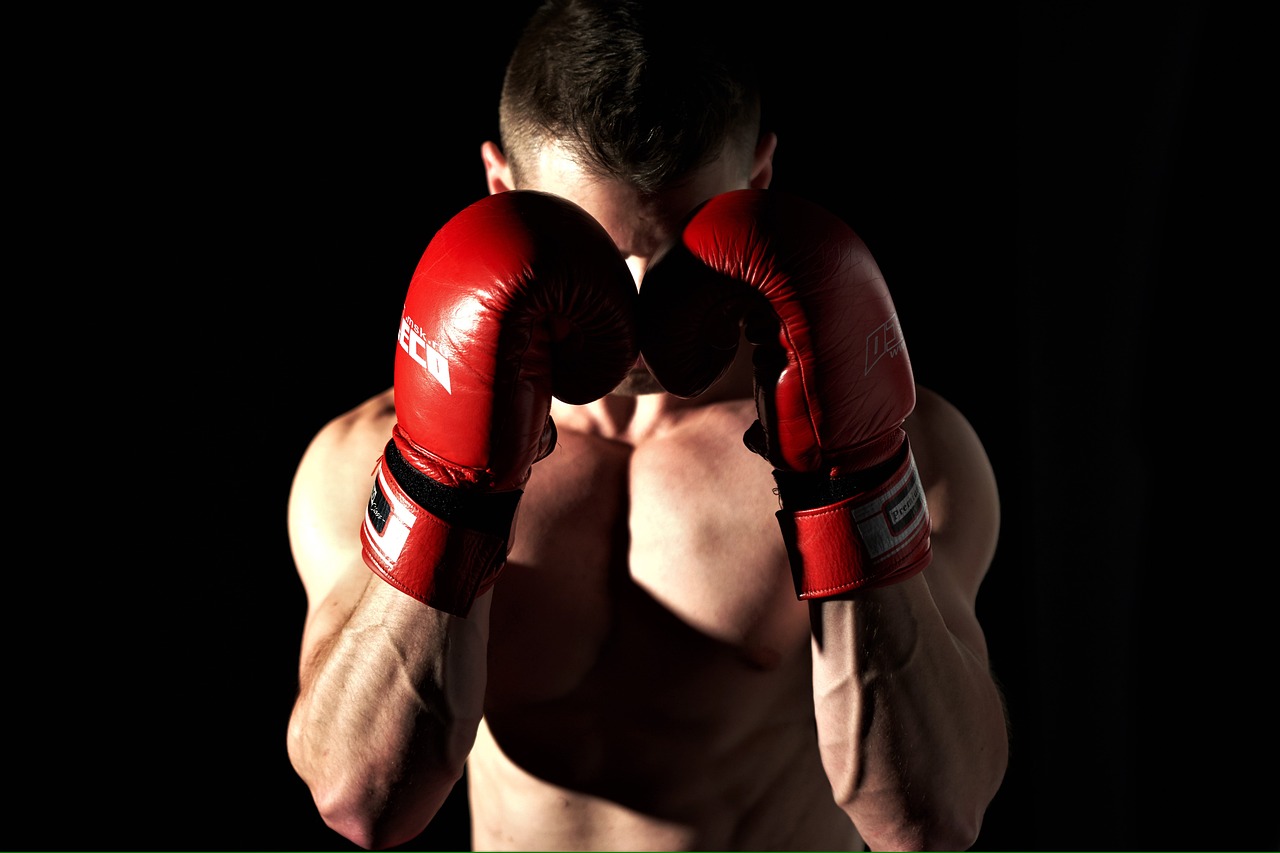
(810, 580), (1008, 851)
(288, 577), (490, 850)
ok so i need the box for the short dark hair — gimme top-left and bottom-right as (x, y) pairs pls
(499, 0), (763, 193)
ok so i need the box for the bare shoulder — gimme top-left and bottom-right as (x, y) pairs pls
(904, 385), (1001, 604)
(294, 388), (396, 477)
(287, 389), (396, 613)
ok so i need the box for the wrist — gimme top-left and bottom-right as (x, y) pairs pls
(384, 438), (522, 538)
(774, 438), (932, 599)
(361, 440), (523, 618)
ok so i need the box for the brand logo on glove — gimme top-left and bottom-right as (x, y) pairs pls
(363, 464), (414, 561)
(367, 478), (391, 533)
(398, 316), (452, 394)
(851, 455), (928, 558)
(865, 313), (905, 376)
(885, 478), (923, 535)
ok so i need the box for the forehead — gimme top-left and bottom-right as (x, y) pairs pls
(523, 142), (747, 258)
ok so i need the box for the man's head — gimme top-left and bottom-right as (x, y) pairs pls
(496, 0), (766, 192)
(481, 0), (776, 394)
(483, 0), (774, 261)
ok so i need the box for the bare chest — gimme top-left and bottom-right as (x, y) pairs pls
(487, 413), (810, 699)
(492, 421), (807, 722)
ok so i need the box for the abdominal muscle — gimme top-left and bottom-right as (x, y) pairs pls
(467, 710), (858, 851)
(464, 403), (863, 851)
(467, 673), (861, 852)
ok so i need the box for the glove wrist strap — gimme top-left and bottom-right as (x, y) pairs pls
(384, 439), (521, 537)
(774, 439), (932, 599)
(360, 442), (520, 618)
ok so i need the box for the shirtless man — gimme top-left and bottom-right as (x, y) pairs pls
(286, 1), (1009, 849)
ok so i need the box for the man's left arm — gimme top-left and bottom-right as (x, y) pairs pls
(638, 188), (1009, 851)
(807, 388), (1008, 851)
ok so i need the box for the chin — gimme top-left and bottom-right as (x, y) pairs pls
(610, 364), (667, 396)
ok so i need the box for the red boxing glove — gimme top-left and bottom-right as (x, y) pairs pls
(361, 190), (637, 616)
(638, 189), (931, 598)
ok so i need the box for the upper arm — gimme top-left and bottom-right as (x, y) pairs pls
(287, 391), (397, 663)
(905, 386), (1001, 657)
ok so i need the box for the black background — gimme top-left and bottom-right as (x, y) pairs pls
(21, 3), (1274, 851)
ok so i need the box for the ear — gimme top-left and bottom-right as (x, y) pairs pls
(749, 131), (778, 189)
(481, 141), (514, 194)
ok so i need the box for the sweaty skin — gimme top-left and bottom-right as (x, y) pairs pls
(286, 139), (1007, 851)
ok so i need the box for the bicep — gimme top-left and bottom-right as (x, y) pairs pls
(287, 409), (392, 661)
(907, 387), (1001, 659)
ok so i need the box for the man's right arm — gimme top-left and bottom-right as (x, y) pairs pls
(287, 190), (638, 851)
(286, 398), (491, 852)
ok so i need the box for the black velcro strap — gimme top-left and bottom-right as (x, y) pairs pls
(384, 441), (522, 539)
(772, 443), (908, 511)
